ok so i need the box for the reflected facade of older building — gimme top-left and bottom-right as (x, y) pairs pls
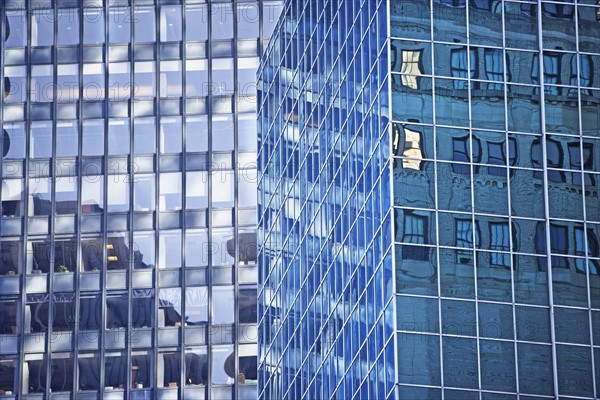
(258, 0), (600, 399)
(0, 1), (282, 399)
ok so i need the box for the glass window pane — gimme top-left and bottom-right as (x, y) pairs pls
(212, 286), (234, 324)
(212, 170), (234, 208)
(56, 121), (78, 158)
(82, 119), (104, 156)
(211, 4), (233, 40)
(4, 66), (27, 103)
(31, 65), (54, 103)
(57, 8), (79, 45)
(186, 60), (208, 97)
(83, 8), (105, 45)
(82, 176), (104, 214)
(186, 171), (208, 209)
(160, 61), (182, 98)
(83, 63), (105, 101)
(134, 117), (156, 155)
(30, 121), (52, 158)
(107, 175), (129, 212)
(135, 62), (156, 98)
(5, 12), (27, 48)
(185, 229), (209, 268)
(108, 119), (130, 155)
(185, 287), (208, 324)
(57, 64), (80, 102)
(185, 5), (208, 41)
(212, 115), (234, 152)
(238, 169), (257, 208)
(160, 5), (182, 42)
(186, 115), (208, 152)
(31, 10), (54, 46)
(132, 231), (155, 269)
(134, 7), (156, 43)
(159, 173), (182, 211)
(159, 230), (181, 269)
(3, 122), (26, 159)
(160, 117), (182, 154)
(109, 7), (131, 44)
(134, 174), (155, 212)
(211, 345), (234, 385)
(2, 178), (25, 217)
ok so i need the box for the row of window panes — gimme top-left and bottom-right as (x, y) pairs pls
(3, 59), (258, 101)
(1, 172), (257, 216)
(0, 287), (256, 334)
(0, 348), (258, 393)
(2, 4), (264, 48)
(0, 228), (259, 273)
(1, 114), (258, 158)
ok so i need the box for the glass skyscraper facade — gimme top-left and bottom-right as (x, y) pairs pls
(0, 1), (281, 399)
(258, 0), (600, 399)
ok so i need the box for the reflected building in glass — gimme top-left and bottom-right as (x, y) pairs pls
(0, 1), (281, 399)
(258, 0), (600, 399)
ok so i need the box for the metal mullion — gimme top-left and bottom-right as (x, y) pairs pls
(180, 0), (188, 395)
(153, 2), (161, 396)
(573, 2), (597, 396)
(428, 0), (445, 396)
(44, 3), (59, 398)
(72, 3), (85, 394)
(499, 1), (520, 396)
(536, 2), (561, 397)
(10, 2), (29, 396)
(125, 1), (135, 396)
(206, 3), (214, 399)
(233, 2), (240, 398)
(100, 0), (111, 393)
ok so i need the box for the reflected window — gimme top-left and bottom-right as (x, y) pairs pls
(487, 141), (509, 176)
(451, 48), (478, 89)
(399, 50), (424, 89)
(78, 354), (101, 391)
(401, 126), (424, 170)
(568, 142), (595, 186)
(536, 223), (569, 269)
(531, 138), (565, 183)
(575, 228), (600, 275)
(452, 136), (481, 174)
(456, 219), (480, 263)
(490, 222), (511, 267)
(532, 54), (561, 94)
(484, 48), (509, 90)
(402, 212), (428, 261)
(570, 55), (593, 96)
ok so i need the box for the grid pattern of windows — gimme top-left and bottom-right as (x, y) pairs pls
(260, 0), (599, 399)
(0, 1), (282, 399)
(257, 1), (392, 399)
(392, 0), (600, 398)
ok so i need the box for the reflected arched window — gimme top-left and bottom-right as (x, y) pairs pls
(399, 49), (424, 89)
(531, 138), (565, 183)
(401, 212), (428, 261)
(456, 219), (480, 263)
(452, 136), (481, 174)
(489, 222), (511, 267)
(484, 48), (510, 90)
(531, 54), (561, 94)
(570, 55), (593, 96)
(451, 48), (478, 89)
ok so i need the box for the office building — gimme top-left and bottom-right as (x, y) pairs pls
(257, 0), (600, 398)
(0, 1), (281, 398)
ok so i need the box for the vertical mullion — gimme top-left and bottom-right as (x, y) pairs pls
(180, 0), (188, 395)
(207, 3), (213, 399)
(153, 2), (161, 397)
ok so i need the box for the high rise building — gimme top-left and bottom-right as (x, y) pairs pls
(0, 1), (282, 398)
(257, 0), (600, 399)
